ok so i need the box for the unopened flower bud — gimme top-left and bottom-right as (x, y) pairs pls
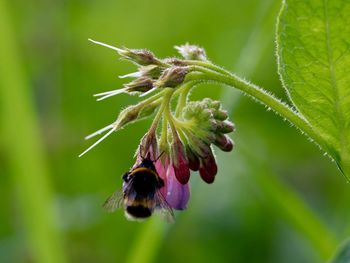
(189, 136), (212, 158)
(136, 131), (158, 162)
(183, 102), (212, 124)
(199, 148), (217, 184)
(120, 48), (161, 66)
(213, 109), (228, 121)
(214, 134), (234, 152)
(175, 43), (207, 61)
(185, 146), (200, 171)
(115, 105), (140, 129)
(125, 77), (154, 93)
(171, 139), (190, 185)
(157, 66), (188, 88)
(139, 65), (162, 79)
(138, 101), (159, 118)
(202, 98), (220, 110)
(215, 120), (235, 133)
(115, 100), (159, 130)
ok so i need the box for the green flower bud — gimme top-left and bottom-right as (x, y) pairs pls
(115, 100), (160, 129)
(202, 98), (221, 110)
(115, 105), (140, 129)
(182, 101), (211, 121)
(213, 109), (228, 121)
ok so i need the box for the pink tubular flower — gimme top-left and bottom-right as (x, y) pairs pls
(155, 158), (190, 210)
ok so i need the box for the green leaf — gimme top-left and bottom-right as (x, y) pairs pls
(277, 0), (350, 178)
(330, 239), (350, 263)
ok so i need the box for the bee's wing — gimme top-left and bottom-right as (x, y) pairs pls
(154, 191), (175, 223)
(102, 189), (124, 213)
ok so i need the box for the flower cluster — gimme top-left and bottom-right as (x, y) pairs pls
(80, 40), (235, 211)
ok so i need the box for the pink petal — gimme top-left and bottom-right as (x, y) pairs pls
(173, 157), (190, 184)
(165, 165), (190, 210)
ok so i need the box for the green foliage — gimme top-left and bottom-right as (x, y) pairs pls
(330, 239), (350, 263)
(277, 0), (350, 178)
(0, 2), (67, 263)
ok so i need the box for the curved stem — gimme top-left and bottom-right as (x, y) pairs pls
(158, 89), (174, 150)
(186, 67), (329, 153)
(163, 90), (177, 140)
(185, 60), (230, 75)
(159, 116), (168, 150)
(137, 89), (167, 109)
(149, 99), (166, 133)
(175, 82), (192, 117)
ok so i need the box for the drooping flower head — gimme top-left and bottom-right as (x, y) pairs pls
(80, 40), (235, 211)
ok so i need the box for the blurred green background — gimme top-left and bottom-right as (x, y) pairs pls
(1, 0), (350, 262)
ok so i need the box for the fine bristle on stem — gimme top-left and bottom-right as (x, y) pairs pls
(88, 38), (124, 53)
(85, 124), (114, 140)
(93, 88), (127, 101)
(79, 126), (116, 157)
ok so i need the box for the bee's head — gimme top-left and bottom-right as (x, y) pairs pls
(140, 158), (155, 170)
(138, 146), (163, 171)
(139, 145), (164, 163)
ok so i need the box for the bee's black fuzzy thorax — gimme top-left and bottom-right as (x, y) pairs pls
(131, 171), (158, 196)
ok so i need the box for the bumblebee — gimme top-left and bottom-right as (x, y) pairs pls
(103, 154), (174, 221)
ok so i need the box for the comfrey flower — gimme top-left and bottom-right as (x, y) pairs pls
(80, 39), (235, 212)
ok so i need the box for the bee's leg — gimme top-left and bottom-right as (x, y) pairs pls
(122, 172), (130, 182)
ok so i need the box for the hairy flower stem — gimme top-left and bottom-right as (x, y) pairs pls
(175, 82), (193, 117)
(159, 89), (175, 150)
(148, 99), (166, 134)
(160, 114), (168, 150)
(186, 62), (329, 153)
(164, 99), (178, 142)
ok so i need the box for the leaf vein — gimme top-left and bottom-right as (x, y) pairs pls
(323, 0), (347, 161)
